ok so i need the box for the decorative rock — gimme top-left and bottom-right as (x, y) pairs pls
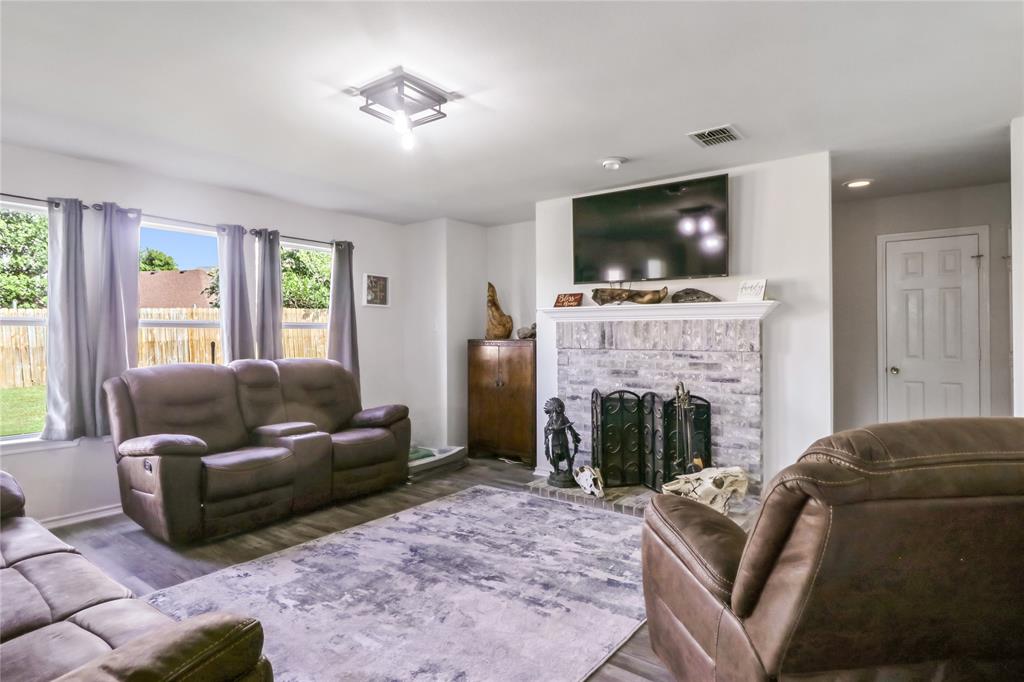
(572, 465), (605, 498)
(516, 323), (537, 339)
(670, 288), (720, 303)
(662, 466), (749, 514)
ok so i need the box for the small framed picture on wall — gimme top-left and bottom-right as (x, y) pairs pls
(363, 273), (390, 307)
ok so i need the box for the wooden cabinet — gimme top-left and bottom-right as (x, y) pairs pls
(467, 339), (536, 465)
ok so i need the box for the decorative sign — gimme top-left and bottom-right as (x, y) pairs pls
(736, 279), (767, 302)
(363, 274), (390, 307)
(554, 293), (584, 308)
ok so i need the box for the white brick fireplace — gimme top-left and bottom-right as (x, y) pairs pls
(538, 301), (778, 491)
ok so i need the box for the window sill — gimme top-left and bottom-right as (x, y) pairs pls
(0, 435), (111, 456)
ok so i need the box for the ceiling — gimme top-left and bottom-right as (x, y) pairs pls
(2, 1), (1021, 225)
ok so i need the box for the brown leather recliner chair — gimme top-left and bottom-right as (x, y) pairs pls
(104, 359), (410, 544)
(642, 418), (1024, 681)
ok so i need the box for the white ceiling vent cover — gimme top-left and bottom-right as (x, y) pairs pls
(688, 125), (742, 148)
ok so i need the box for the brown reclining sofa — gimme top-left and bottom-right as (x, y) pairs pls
(642, 417), (1024, 681)
(0, 470), (272, 681)
(103, 358), (410, 544)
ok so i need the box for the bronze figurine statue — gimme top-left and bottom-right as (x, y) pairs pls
(543, 397), (581, 487)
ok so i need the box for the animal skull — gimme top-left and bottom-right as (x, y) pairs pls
(573, 465), (605, 498)
(662, 466), (749, 514)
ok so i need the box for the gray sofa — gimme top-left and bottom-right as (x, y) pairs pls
(103, 358), (410, 544)
(0, 471), (272, 681)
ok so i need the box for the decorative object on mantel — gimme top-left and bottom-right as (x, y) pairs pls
(670, 288), (720, 303)
(572, 465), (605, 498)
(591, 286), (668, 306)
(485, 282), (513, 339)
(592, 382), (711, 491)
(736, 278), (767, 301)
(516, 323), (536, 339)
(363, 273), (390, 306)
(662, 466), (749, 515)
(553, 292), (584, 307)
(543, 397), (582, 488)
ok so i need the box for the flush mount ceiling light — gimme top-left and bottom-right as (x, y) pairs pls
(602, 157), (627, 170)
(843, 179), (873, 189)
(357, 67), (449, 150)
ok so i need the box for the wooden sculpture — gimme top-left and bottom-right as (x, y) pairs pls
(591, 286), (668, 306)
(485, 282), (513, 339)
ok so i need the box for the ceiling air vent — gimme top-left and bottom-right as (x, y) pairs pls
(688, 125), (742, 148)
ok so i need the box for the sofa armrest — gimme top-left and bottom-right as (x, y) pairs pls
(54, 613), (269, 681)
(1, 470), (26, 519)
(253, 421), (318, 439)
(118, 434), (208, 457)
(349, 405), (409, 429)
(644, 494), (747, 602)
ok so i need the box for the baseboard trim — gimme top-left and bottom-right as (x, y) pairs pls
(41, 503), (122, 529)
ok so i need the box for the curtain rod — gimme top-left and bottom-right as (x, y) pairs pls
(0, 192), (346, 248)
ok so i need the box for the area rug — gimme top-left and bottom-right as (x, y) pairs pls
(146, 485), (645, 682)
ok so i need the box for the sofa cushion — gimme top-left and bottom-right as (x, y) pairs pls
(202, 446), (295, 502)
(1, 471), (25, 519)
(231, 359), (288, 429)
(276, 359), (361, 433)
(0, 516), (74, 568)
(121, 364), (249, 454)
(331, 428), (398, 470)
(0, 621), (112, 682)
(12, 552), (132, 622)
(67, 599), (173, 649)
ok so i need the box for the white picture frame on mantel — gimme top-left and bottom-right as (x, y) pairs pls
(363, 273), (390, 307)
(736, 279), (767, 302)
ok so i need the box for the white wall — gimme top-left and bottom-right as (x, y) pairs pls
(534, 152), (834, 482)
(1012, 117), (1024, 415)
(485, 221), (536, 331)
(832, 183), (1013, 430)
(0, 143), (416, 521)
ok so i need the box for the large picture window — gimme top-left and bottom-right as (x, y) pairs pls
(0, 204), (48, 436)
(281, 243), (329, 358)
(137, 223), (222, 365)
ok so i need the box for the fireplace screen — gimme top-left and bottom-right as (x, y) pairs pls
(592, 383), (711, 491)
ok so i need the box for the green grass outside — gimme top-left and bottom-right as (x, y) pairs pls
(0, 385), (46, 437)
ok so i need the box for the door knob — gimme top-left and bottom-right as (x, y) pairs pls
(889, 366), (900, 375)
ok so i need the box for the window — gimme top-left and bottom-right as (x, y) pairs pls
(0, 204), (48, 436)
(137, 224), (222, 365)
(281, 243), (330, 358)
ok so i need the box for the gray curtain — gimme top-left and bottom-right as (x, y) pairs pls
(216, 224), (255, 362)
(327, 240), (359, 381)
(42, 199), (95, 440)
(92, 203), (141, 435)
(254, 229), (283, 359)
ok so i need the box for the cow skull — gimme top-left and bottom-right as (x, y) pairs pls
(573, 465), (605, 498)
(662, 466), (749, 514)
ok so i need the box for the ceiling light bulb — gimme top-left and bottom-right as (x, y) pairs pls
(699, 216), (715, 234)
(602, 157), (627, 171)
(400, 133), (415, 151)
(394, 111), (411, 134)
(843, 179), (872, 189)
(679, 217), (697, 236)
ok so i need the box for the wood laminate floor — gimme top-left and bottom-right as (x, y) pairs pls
(53, 458), (673, 682)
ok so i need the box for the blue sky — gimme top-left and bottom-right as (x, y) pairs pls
(141, 227), (217, 270)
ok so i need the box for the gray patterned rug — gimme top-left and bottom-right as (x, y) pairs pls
(146, 485), (645, 682)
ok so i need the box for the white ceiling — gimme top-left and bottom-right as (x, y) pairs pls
(2, 1), (1021, 225)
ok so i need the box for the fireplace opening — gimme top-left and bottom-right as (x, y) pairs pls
(592, 383), (711, 492)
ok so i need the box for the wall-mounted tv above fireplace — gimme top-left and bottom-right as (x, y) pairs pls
(572, 173), (729, 284)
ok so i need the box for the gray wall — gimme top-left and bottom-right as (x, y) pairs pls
(832, 182), (1012, 430)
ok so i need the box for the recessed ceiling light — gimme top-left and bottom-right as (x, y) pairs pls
(843, 179), (873, 189)
(602, 157), (627, 170)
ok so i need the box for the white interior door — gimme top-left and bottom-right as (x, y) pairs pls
(883, 233), (982, 421)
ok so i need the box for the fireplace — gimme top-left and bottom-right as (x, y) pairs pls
(592, 383), (711, 492)
(549, 305), (776, 494)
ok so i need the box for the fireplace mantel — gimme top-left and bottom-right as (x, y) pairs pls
(538, 299), (778, 322)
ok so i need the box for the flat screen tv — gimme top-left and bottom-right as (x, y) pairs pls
(573, 173), (729, 284)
